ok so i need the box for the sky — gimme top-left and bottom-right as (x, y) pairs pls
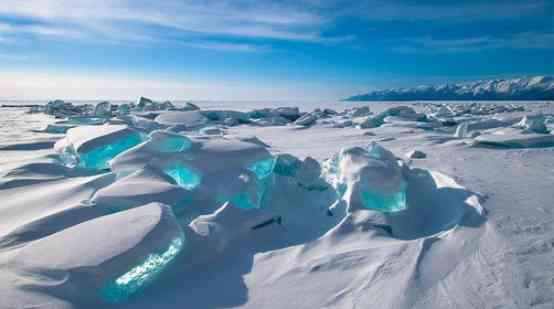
(0, 0), (553, 101)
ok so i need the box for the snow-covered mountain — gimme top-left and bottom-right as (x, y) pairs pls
(345, 76), (554, 101)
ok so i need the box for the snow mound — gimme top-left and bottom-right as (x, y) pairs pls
(8, 203), (185, 303)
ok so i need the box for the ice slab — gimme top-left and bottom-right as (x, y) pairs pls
(54, 125), (145, 170)
(475, 127), (554, 148)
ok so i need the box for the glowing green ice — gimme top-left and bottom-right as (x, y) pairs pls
(163, 164), (201, 190)
(247, 157), (276, 180)
(77, 132), (144, 170)
(100, 234), (185, 303)
(359, 182), (407, 213)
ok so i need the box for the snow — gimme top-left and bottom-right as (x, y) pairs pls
(0, 100), (553, 308)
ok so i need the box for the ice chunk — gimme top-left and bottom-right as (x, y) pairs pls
(118, 103), (131, 115)
(323, 143), (407, 212)
(359, 115), (384, 129)
(163, 164), (202, 190)
(350, 106), (371, 118)
(199, 126), (223, 135)
(295, 113), (317, 126)
(145, 131), (192, 153)
(155, 111), (208, 129)
(247, 156), (276, 180)
(513, 115), (548, 134)
(454, 122), (469, 138)
(95, 101), (112, 117)
(274, 154), (302, 177)
(406, 149), (426, 159)
(54, 125), (145, 170)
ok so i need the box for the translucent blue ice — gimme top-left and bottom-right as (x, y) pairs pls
(77, 132), (144, 170)
(230, 191), (260, 210)
(163, 164), (201, 190)
(247, 157), (276, 180)
(100, 232), (185, 303)
(360, 182), (407, 212)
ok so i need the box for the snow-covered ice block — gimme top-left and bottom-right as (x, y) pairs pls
(295, 113), (317, 126)
(475, 127), (554, 148)
(155, 111), (208, 129)
(95, 101), (112, 117)
(144, 131), (192, 153)
(323, 142), (407, 213)
(512, 115), (549, 133)
(54, 125), (145, 170)
(9, 203), (185, 303)
(92, 168), (194, 214)
(274, 154), (302, 177)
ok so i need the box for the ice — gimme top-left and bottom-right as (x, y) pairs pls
(155, 111), (208, 129)
(54, 125), (145, 170)
(349, 106), (371, 117)
(163, 164), (202, 190)
(118, 103), (131, 115)
(101, 235), (185, 303)
(95, 101), (112, 117)
(247, 156), (277, 180)
(454, 122), (469, 138)
(359, 182), (407, 212)
(274, 154), (302, 177)
(323, 143), (407, 212)
(145, 131), (192, 153)
(67, 116), (108, 125)
(513, 115), (549, 133)
(295, 113), (317, 126)
(406, 149), (426, 159)
(8, 203), (185, 303)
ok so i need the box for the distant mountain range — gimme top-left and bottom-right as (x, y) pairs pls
(345, 76), (554, 101)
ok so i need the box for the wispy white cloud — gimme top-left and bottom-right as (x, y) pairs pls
(181, 41), (270, 53)
(0, 0), (342, 47)
(391, 31), (554, 54)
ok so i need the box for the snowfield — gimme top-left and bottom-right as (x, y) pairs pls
(0, 99), (553, 309)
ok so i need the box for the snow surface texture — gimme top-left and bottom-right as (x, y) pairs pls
(0, 99), (553, 308)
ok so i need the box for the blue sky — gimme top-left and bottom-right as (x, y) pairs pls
(0, 0), (553, 100)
